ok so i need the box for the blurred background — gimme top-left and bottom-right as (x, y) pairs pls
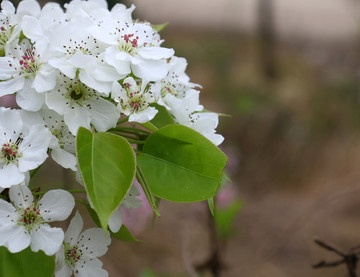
(8, 0), (360, 276)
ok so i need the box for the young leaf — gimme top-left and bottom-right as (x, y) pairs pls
(137, 125), (227, 202)
(111, 225), (139, 242)
(0, 247), (55, 277)
(149, 103), (175, 129)
(76, 127), (136, 231)
(152, 22), (168, 32)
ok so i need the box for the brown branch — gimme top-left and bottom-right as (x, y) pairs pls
(313, 238), (359, 277)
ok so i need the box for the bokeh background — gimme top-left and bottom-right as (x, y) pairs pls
(7, 0), (360, 276)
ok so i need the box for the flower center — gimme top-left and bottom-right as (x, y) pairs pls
(64, 243), (82, 268)
(65, 79), (93, 106)
(19, 49), (40, 75)
(118, 33), (139, 55)
(0, 26), (11, 56)
(1, 139), (22, 165)
(17, 206), (44, 232)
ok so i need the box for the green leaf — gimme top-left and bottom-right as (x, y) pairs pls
(111, 225), (138, 242)
(207, 197), (215, 216)
(149, 103), (175, 129)
(137, 125), (227, 202)
(214, 200), (242, 239)
(136, 165), (160, 216)
(0, 247), (55, 277)
(76, 128), (136, 231)
(152, 22), (168, 32)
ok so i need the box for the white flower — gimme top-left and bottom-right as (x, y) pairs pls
(112, 77), (160, 123)
(55, 211), (111, 277)
(161, 56), (201, 99)
(89, 19), (174, 81)
(0, 184), (75, 255)
(0, 0), (41, 56)
(47, 18), (121, 94)
(0, 107), (52, 188)
(163, 89), (224, 145)
(39, 108), (77, 171)
(45, 74), (119, 135)
(0, 39), (58, 110)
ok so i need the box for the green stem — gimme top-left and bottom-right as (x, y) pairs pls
(111, 132), (138, 140)
(136, 165), (160, 216)
(117, 117), (129, 125)
(110, 127), (151, 135)
(0, 194), (7, 200)
(127, 140), (145, 144)
(140, 122), (158, 133)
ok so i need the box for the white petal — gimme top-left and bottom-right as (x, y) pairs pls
(69, 52), (96, 69)
(9, 184), (34, 208)
(131, 59), (168, 81)
(104, 47), (131, 75)
(30, 224), (64, 255)
(79, 70), (111, 94)
(49, 58), (76, 79)
(16, 85), (45, 111)
(129, 107), (158, 123)
(33, 66), (57, 93)
(0, 223), (31, 253)
(38, 189), (75, 222)
(138, 47), (174, 60)
(21, 15), (43, 41)
(108, 207), (122, 233)
(0, 164), (25, 189)
(0, 57), (18, 79)
(64, 211), (83, 244)
(0, 107), (22, 134)
(88, 25), (117, 45)
(76, 258), (108, 277)
(0, 199), (17, 225)
(0, 77), (25, 96)
(55, 246), (73, 277)
(92, 63), (122, 82)
(64, 106), (91, 136)
(88, 98), (119, 132)
(45, 91), (67, 115)
(77, 228), (111, 257)
(51, 148), (77, 171)
(18, 125), (51, 172)
(17, 0), (41, 17)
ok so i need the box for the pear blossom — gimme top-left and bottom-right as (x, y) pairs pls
(0, 184), (75, 255)
(0, 107), (52, 188)
(112, 77), (160, 123)
(0, 39), (58, 110)
(47, 18), (121, 94)
(55, 211), (111, 277)
(163, 89), (224, 145)
(89, 19), (174, 81)
(45, 74), (119, 135)
(39, 108), (77, 171)
(161, 56), (201, 99)
(0, 0), (41, 56)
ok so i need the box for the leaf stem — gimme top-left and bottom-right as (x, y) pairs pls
(140, 122), (158, 133)
(127, 140), (145, 145)
(117, 117), (129, 125)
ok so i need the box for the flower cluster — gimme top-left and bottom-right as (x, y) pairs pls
(0, 0), (226, 276)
